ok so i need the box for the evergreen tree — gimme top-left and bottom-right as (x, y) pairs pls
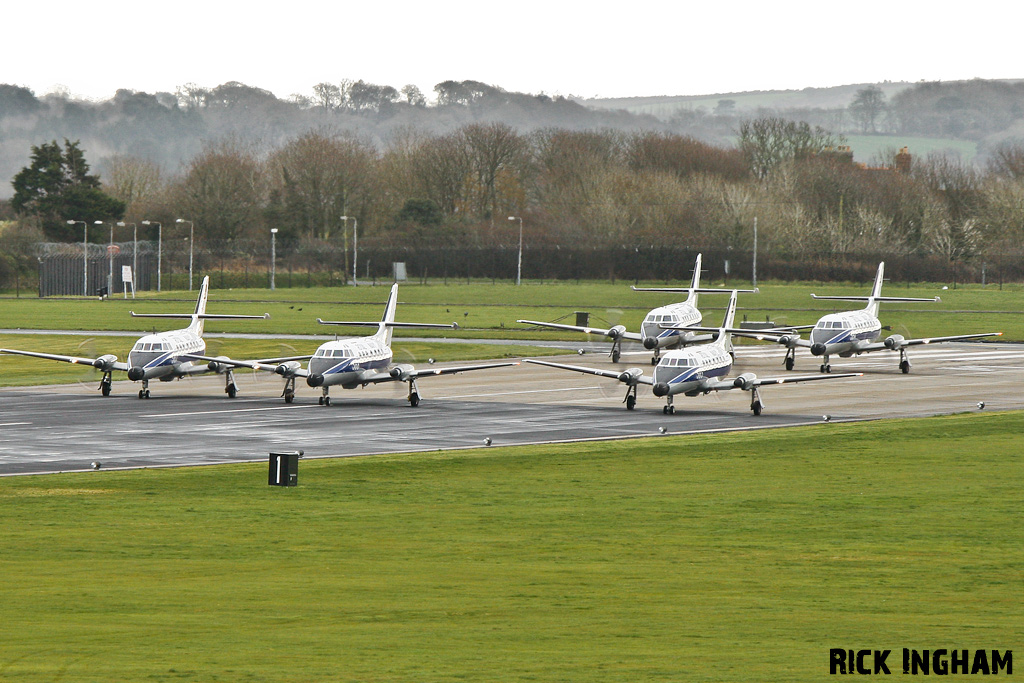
(10, 139), (126, 240)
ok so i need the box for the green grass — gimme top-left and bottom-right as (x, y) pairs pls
(0, 411), (1020, 681)
(0, 334), (554, 386)
(1, 278), (1018, 344)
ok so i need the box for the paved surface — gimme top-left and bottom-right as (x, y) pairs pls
(1, 342), (1021, 476)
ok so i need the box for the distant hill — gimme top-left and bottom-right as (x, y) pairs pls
(581, 82), (916, 118)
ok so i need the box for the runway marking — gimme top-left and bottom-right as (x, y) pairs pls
(140, 405), (312, 418)
(0, 422), (31, 427)
(441, 385), (604, 399)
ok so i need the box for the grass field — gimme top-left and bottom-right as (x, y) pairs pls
(0, 278), (1015, 388)
(0, 411), (1020, 681)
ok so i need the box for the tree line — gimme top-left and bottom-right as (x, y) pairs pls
(4, 113), (1024, 289)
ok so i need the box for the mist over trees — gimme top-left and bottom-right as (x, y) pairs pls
(5, 78), (1024, 288)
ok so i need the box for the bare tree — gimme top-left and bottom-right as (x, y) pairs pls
(849, 85), (887, 133)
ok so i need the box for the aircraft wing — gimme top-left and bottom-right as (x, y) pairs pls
(659, 325), (812, 348)
(0, 347), (129, 372)
(183, 354), (312, 377)
(701, 372), (862, 392)
(524, 358), (655, 385)
(516, 320), (643, 343)
(361, 361), (521, 385)
(855, 332), (1002, 353)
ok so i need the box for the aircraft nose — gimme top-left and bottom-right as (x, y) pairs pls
(643, 337), (658, 350)
(810, 343), (827, 356)
(127, 367), (145, 381)
(652, 382), (670, 397)
(307, 374), (325, 387)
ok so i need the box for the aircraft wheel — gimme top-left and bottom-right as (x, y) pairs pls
(284, 393), (294, 404)
(227, 384), (237, 399)
(101, 383), (111, 397)
(900, 360), (910, 374)
(668, 405), (675, 415)
(752, 401), (763, 416)
(651, 357), (658, 366)
(625, 395), (636, 410)
(324, 396), (331, 406)
(139, 389), (145, 399)
(410, 392), (420, 407)
(318, 396), (324, 405)
(784, 357), (794, 371)
(612, 349), (620, 363)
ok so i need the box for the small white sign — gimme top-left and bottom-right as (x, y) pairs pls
(122, 265), (133, 283)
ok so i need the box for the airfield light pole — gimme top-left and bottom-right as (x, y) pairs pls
(508, 216), (523, 285)
(752, 216), (758, 288)
(270, 228), (278, 290)
(68, 220), (87, 295)
(118, 221), (137, 289)
(176, 219), (194, 290)
(340, 215), (358, 285)
(142, 221), (162, 291)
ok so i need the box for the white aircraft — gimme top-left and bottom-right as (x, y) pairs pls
(187, 282), (518, 406)
(526, 290), (859, 415)
(720, 262), (1002, 374)
(518, 253), (756, 364)
(0, 276), (272, 398)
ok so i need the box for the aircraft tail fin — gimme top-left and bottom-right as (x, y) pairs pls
(866, 261), (885, 316)
(685, 253), (703, 305)
(377, 283), (400, 346)
(189, 276), (211, 336)
(718, 289), (739, 346)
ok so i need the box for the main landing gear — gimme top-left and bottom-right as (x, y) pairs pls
(408, 379), (421, 408)
(651, 349), (661, 366)
(224, 369), (238, 399)
(623, 384), (637, 411)
(138, 379), (151, 399)
(318, 388), (331, 406)
(662, 396), (675, 415)
(282, 376), (296, 403)
(819, 355), (832, 374)
(99, 371), (112, 397)
(898, 348), (911, 374)
(750, 386), (764, 416)
(610, 338), (622, 363)
(784, 348), (795, 371)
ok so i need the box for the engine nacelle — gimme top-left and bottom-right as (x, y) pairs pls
(732, 372), (757, 391)
(390, 363), (416, 382)
(206, 356), (233, 374)
(93, 354), (118, 372)
(275, 360), (303, 377)
(777, 334), (800, 347)
(884, 334), (906, 350)
(607, 324), (627, 341)
(810, 343), (827, 356)
(617, 367), (644, 384)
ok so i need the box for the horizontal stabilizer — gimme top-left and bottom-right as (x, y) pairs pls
(130, 312), (270, 319)
(632, 287), (759, 294)
(316, 319), (458, 329)
(809, 295), (939, 303)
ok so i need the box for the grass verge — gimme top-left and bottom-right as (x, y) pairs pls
(0, 411), (1020, 681)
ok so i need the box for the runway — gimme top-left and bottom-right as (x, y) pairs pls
(1, 341), (1021, 476)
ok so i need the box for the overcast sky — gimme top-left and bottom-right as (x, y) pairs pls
(9, 1), (1019, 102)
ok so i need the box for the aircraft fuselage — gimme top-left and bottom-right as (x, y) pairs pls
(306, 337), (391, 388)
(809, 310), (881, 357)
(640, 302), (702, 350)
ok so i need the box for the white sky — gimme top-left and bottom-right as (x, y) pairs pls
(8, 1), (1020, 102)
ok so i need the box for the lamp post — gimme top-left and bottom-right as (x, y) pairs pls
(270, 228), (278, 290)
(176, 219), (194, 290)
(67, 220), (87, 295)
(118, 221), (137, 290)
(340, 215), (358, 285)
(93, 221), (113, 294)
(508, 216), (523, 286)
(142, 220), (162, 291)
